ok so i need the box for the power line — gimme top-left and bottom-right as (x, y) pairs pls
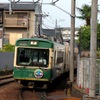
(43, 17), (55, 25)
(52, 0), (60, 4)
(42, 22), (55, 29)
(48, 15), (55, 23)
(41, 0), (75, 17)
(42, 24), (50, 29)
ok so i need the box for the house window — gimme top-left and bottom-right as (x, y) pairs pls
(0, 31), (2, 38)
(3, 34), (9, 44)
(18, 13), (28, 26)
(21, 16), (27, 26)
(0, 11), (3, 24)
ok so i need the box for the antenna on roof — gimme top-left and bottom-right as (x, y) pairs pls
(8, 0), (20, 15)
(52, 0), (59, 4)
(34, 0), (40, 3)
(8, 0), (12, 15)
(14, 0), (20, 3)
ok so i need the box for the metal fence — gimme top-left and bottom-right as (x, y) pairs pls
(0, 52), (14, 70)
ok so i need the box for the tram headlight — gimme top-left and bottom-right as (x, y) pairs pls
(30, 41), (37, 45)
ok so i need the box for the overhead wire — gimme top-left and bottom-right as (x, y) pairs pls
(42, 22), (55, 29)
(41, 0), (61, 29)
(48, 15), (55, 23)
(42, 24), (50, 29)
(43, 17), (55, 25)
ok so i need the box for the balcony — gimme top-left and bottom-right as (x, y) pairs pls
(4, 18), (28, 28)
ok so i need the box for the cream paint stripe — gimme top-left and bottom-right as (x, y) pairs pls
(14, 47), (17, 67)
(14, 78), (49, 81)
(49, 48), (53, 68)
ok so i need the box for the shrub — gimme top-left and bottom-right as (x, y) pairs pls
(96, 51), (100, 59)
(0, 44), (15, 52)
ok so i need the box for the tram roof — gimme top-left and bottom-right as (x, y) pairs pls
(15, 37), (65, 47)
(16, 37), (53, 43)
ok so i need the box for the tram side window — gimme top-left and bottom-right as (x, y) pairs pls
(54, 51), (57, 65)
(56, 51), (64, 64)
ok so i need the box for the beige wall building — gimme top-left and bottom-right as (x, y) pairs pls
(0, 2), (42, 46)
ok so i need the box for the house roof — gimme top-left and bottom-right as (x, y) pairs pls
(56, 27), (79, 31)
(42, 29), (56, 37)
(0, 2), (36, 11)
(41, 29), (63, 43)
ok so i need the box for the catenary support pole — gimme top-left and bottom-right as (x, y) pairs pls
(70, 0), (76, 82)
(89, 0), (98, 98)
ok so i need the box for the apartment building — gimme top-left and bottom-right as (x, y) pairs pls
(0, 2), (41, 47)
(60, 27), (79, 42)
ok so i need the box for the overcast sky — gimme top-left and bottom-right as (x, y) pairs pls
(1, 0), (100, 29)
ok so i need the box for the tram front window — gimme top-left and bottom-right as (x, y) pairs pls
(16, 48), (49, 67)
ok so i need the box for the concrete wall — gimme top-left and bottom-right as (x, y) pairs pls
(0, 52), (14, 70)
(77, 55), (100, 94)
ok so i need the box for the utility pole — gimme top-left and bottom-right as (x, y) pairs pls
(70, 0), (76, 82)
(55, 19), (57, 28)
(89, 0), (98, 98)
(42, 0), (76, 82)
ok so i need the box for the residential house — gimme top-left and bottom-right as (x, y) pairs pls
(60, 27), (79, 42)
(42, 27), (79, 44)
(0, 8), (3, 48)
(0, 2), (42, 47)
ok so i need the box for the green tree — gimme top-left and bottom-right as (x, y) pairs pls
(78, 24), (100, 51)
(78, 26), (90, 51)
(77, 4), (91, 26)
(97, 24), (100, 50)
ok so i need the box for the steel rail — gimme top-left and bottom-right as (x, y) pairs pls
(0, 74), (14, 85)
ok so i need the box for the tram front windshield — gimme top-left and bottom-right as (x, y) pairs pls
(16, 48), (49, 67)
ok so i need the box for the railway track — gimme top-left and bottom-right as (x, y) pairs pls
(18, 87), (48, 100)
(17, 70), (82, 100)
(0, 74), (14, 85)
(0, 71), (82, 100)
(18, 72), (69, 100)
